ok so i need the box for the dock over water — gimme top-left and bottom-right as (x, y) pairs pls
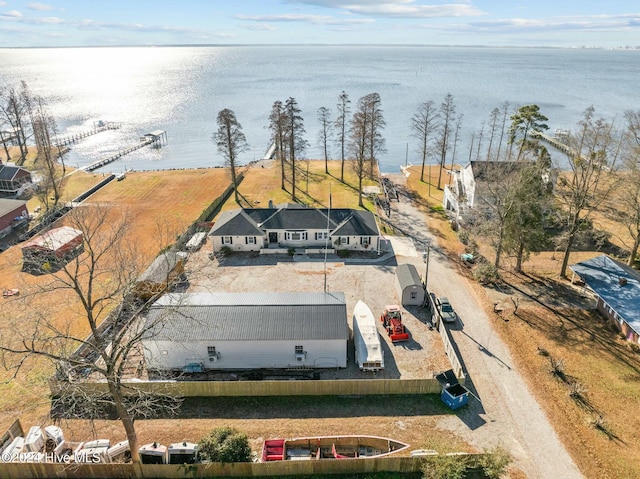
(81, 130), (167, 172)
(530, 130), (576, 156)
(54, 121), (122, 148)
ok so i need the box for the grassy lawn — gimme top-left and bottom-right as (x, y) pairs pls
(218, 159), (378, 216)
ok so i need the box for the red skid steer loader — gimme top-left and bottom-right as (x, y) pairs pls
(380, 305), (410, 342)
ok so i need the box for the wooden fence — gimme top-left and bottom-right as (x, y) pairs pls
(0, 453), (486, 478)
(54, 377), (450, 398)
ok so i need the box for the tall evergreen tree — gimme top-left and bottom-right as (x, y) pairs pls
(335, 91), (351, 183)
(508, 104), (549, 161)
(268, 100), (287, 191)
(284, 97), (307, 202)
(317, 106), (332, 174)
(215, 108), (248, 204)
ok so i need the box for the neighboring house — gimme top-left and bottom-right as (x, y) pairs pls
(142, 291), (349, 371)
(443, 160), (551, 221)
(21, 226), (83, 269)
(0, 164), (32, 197)
(133, 251), (187, 300)
(570, 254), (640, 345)
(208, 206), (381, 254)
(395, 263), (425, 306)
(0, 198), (28, 238)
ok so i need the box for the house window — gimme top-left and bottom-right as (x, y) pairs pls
(315, 231), (329, 241)
(360, 237), (370, 246)
(245, 236), (256, 244)
(222, 236), (233, 245)
(286, 231), (307, 241)
(340, 237), (349, 245)
(207, 346), (216, 356)
(295, 345), (304, 355)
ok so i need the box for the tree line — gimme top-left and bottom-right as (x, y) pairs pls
(0, 81), (67, 210)
(215, 94), (640, 273)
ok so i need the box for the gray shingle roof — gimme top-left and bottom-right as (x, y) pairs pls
(209, 207), (379, 237)
(570, 255), (640, 335)
(396, 264), (422, 289)
(145, 292), (348, 342)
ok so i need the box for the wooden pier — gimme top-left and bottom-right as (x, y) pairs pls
(80, 130), (167, 172)
(53, 121), (122, 148)
(530, 130), (576, 156)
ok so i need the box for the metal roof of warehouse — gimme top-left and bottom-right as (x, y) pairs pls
(145, 292), (348, 342)
(570, 254), (640, 335)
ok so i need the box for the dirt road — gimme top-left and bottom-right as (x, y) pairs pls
(385, 174), (583, 479)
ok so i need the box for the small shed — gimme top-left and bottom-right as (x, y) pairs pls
(21, 226), (83, 269)
(133, 251), (186, 300)
(395, 263), (425, 306)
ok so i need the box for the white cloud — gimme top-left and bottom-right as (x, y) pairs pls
(284, 1), (485, 18)
(0, 10), (23, 19)
(235, 13), (374, 25)
(27, 3), (55, 11)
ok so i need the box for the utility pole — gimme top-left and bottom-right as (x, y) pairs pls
(423, 242), (431, 291)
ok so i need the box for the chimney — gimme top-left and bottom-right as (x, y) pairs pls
(619, 277), (628, 286)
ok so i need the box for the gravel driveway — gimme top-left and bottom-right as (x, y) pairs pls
(385, 174), (583, 479)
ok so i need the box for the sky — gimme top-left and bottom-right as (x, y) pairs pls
(0, 0), (639, 48)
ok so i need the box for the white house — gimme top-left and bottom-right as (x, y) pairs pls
(142, 291), (349, 371)
(208, 205), (381, 254)
(443, 160), (551, 222)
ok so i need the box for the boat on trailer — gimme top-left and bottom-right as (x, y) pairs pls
(261, 435), (409, 461)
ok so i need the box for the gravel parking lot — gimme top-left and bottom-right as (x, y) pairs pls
(182, 244), (452, 379)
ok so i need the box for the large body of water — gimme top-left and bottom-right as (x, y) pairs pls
(1, 46), (639, 173)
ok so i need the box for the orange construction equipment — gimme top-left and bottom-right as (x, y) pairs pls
(380, 305), (410, 342)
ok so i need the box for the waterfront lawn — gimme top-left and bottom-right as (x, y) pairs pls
(219, 159), (377, 214)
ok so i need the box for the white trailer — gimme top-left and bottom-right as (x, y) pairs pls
(352, 300), (384, 371)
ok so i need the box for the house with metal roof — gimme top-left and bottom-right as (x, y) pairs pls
(395, 263), (425, 306)
(208, 206), (380, 254)
(142, 292), (349, 371)
(570, 254), (640, 345)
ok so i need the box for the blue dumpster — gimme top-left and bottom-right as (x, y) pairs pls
(435, 369), (470, 410)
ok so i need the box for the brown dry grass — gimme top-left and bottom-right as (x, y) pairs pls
(0, 168), (230, 433)
(219, 160), (377, 215)
(404, 166), (640, 479)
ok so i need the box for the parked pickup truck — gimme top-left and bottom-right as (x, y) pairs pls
(436, 297), (457, 323)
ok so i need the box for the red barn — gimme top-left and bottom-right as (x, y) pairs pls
(22, 226), (84, 269)
(0, 198), (28, 238)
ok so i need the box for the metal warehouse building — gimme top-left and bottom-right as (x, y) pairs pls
(142, 291), (349, 371)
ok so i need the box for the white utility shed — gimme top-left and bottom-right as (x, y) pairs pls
(142, 292), (348, 370)
(395, 263), (425, 306)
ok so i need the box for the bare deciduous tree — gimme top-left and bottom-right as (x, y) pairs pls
(557, 106), (621, 277)
(214, 108), (248, 204)
(411, 100), (438, 183)
(0, 205), (183, 464)
(616, 110), (640, 265)
(436, 93), (456, 189)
